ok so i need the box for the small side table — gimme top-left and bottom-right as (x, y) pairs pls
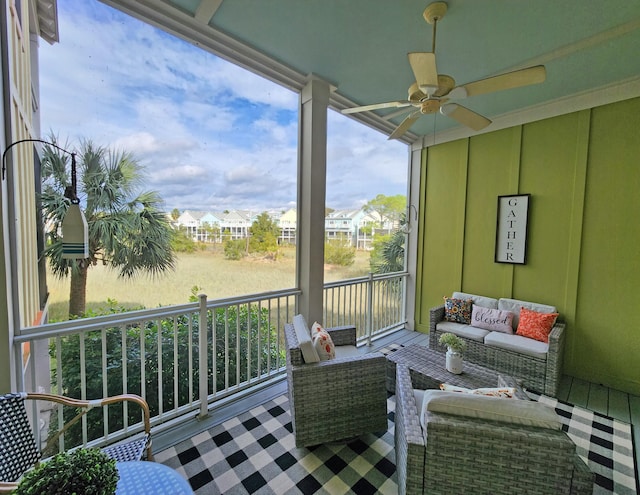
(116, 461), (194, 495)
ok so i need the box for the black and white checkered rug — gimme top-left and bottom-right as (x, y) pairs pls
(527, 391), (638, 495)
(156, 389), (637, 494)
(156, 394), (397, 494)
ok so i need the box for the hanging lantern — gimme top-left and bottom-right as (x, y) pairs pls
(61, 153), (89, 259)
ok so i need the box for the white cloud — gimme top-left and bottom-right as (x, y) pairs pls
(38, 0), (407, 213)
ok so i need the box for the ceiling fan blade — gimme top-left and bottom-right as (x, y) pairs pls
(408, 52), (439, 95)
(388, 111), (422, 140)
(448, 65), (546, 99)
(382, 106), (415, 121)
(440, 103), (491, 131)
(342, 100), (412, 115)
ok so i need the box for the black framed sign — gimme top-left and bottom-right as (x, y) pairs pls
(495, 194), (530, 264)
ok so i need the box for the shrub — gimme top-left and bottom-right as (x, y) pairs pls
(171, 228), (198, 253)
(324, 239), (355, 266)
(224, 239), (246, 260)
(15, 448), (118, 495)
(49, 303), (284, 449)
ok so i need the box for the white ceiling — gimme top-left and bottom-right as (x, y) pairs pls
(102, 0), (640, 145)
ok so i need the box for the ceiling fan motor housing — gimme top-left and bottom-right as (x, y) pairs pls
(420, 99), (441, 114)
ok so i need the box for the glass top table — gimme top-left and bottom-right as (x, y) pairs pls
(116, 461), (194, 495)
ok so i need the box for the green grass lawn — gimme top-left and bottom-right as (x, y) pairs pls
(47, 245), (372, 321)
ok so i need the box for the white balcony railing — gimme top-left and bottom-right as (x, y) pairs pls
(13, 273), (407, 453)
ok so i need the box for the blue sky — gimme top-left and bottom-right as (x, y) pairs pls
(38, 0), (407, 212)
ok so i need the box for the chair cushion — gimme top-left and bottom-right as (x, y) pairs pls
(420, 390), (562, 430)
(470, 305), (514, 334)
(293, 315), (319, 363)
(498, 298), (557, 329)
(334, 345), (359, 359)
(484, 331), (548, 359)
(436, 321), (489, 342)
(453, 292), (498, 309)
(311, 323), (335, 361)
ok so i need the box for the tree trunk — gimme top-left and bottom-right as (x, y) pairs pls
(69, 261), (88, 317)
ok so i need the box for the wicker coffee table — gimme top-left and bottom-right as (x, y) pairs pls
(386, 344), (526, 398)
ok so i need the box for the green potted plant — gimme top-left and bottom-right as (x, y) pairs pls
(438, 332), (466, 374)
(15, 448), (119, 495)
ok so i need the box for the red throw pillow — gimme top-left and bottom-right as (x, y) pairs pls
(516, 307), (559, 343)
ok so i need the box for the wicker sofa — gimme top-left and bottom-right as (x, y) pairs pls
(429, 292), (565, 396)
(283, 315), (388, 448)
(394, 364), (594, 495)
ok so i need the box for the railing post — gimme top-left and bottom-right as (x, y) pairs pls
(366, 272), (374, 346)
(198, 294), (209, 419)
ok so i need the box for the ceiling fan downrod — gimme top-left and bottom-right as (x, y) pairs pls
(423, 1), (448, 53)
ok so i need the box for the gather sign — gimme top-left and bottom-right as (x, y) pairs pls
(495, 194), (530, 264)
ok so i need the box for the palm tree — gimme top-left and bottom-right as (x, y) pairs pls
(41, 138), (175, 317)
(370, 214), (406, 274)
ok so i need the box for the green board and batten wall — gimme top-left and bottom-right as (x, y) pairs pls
(415, 97), (640, 395)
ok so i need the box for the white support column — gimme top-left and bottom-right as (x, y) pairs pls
(296, 76), (330, 325)
(404, 143), (423, 331)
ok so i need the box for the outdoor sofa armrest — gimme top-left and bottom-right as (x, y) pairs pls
(429, 304), (446, 348)
(544, 321), (566, 396)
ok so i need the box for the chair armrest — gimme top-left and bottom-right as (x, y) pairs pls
(429, 305), (445, 347)
(0, 482), (18, 493)
(290, 351), (384, 375)
(326, 325), (356, 346)
(395, 365), (425, 448)
(394, 365), (426, 495)
(26, 393), (152, 460)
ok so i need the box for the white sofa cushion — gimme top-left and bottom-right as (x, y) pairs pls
(453, 292), (498, 309)
(436, 321), (489, 342)
(498, 298), (557, 329)
(420, 390), (562, 430)
(484, 331), (548, 359)
(293, 314), (319, 363)
(334, 345), (359, 359)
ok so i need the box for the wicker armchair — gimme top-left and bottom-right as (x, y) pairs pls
(0, 392), (152, 493)
(394, 364), (594, 495)
(284, 315), (388, 448)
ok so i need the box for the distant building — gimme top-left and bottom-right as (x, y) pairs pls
(175, 210), (221, 242)
(218, 210), (254, 241)
(278, 209), (297, 244)
(325, 209), (384, 250)
(173, 206), (397, 249)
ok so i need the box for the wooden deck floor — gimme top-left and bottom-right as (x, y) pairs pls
(370, 329), (640, 485)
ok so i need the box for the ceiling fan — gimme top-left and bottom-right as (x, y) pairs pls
(342, 1), (546, 140)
